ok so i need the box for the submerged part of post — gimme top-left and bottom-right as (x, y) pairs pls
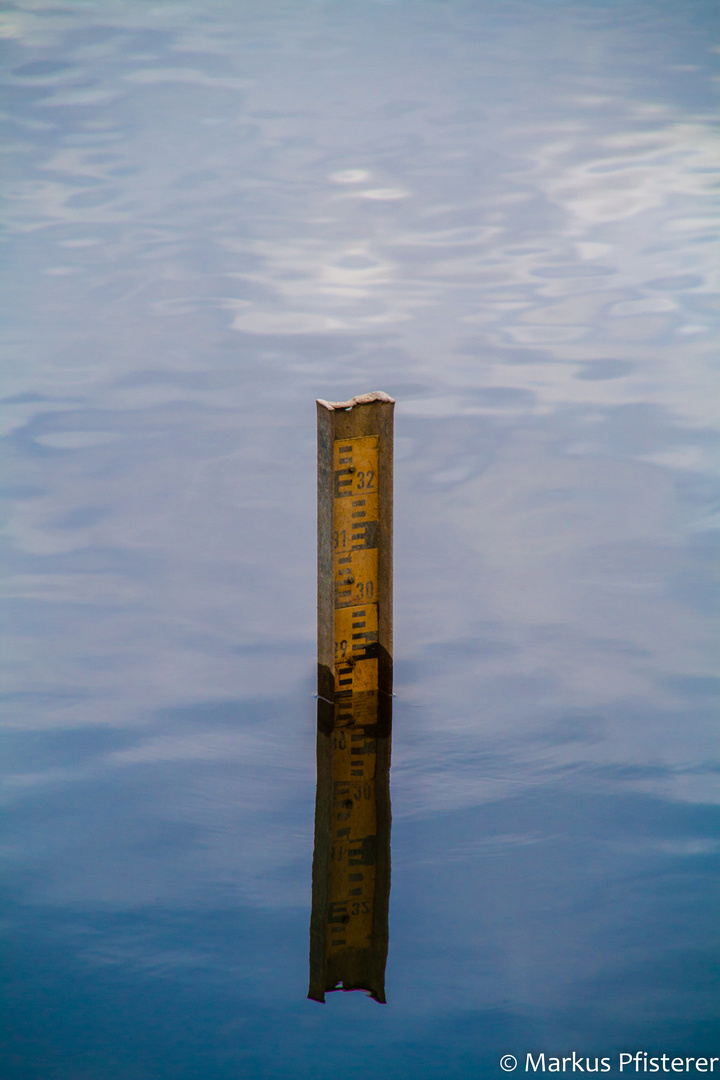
(309, 392), (394, 1003)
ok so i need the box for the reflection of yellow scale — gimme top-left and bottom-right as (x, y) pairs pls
(309, 394), (393, 1004)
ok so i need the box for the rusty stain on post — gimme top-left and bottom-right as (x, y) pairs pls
(309, 391), (394, 1003)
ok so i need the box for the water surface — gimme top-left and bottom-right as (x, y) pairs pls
(1, 1), (719, 1076)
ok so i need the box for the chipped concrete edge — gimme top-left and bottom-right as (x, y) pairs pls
(316, 391), (395, 411)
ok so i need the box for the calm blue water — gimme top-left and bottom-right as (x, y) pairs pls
(1, 1), (719, 1076)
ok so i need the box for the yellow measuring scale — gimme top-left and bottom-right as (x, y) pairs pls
(309, 394), (394, 1004)
(333, 435), (379, 690)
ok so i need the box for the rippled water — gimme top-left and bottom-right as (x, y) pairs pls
(2, 1), (719, 1076)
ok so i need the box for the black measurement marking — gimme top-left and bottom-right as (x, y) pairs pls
(352, 741), (376, 754)
(339, 445), (352, 453)
(351, 521), (378, 550)
(352, 644), (378, 661)
(352, 621), (366, 629)
(349, 888), (362, 896)
(347, 836), (376, 866)
(352, 511), (366, 518)
(352, 499), (366, 507)
(349, 873), (364, 881)
(334, 470), (355, 497)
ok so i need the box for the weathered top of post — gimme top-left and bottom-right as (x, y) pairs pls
(316, 391), (395, 411)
